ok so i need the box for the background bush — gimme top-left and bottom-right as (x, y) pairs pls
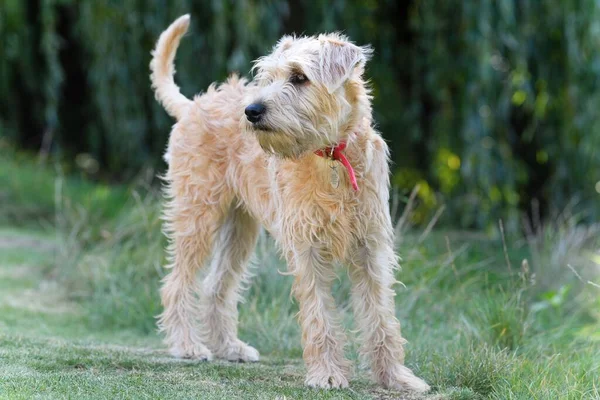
(1, 0), (599, 229)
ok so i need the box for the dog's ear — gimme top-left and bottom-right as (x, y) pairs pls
(318, 34), (371, 93)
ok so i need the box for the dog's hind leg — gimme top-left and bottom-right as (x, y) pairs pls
(199, 203), (261, 362)
(158, 197), (227, 360)
(158, 139), (232, 360)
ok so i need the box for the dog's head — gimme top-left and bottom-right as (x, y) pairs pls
(243, 33), (372, 159)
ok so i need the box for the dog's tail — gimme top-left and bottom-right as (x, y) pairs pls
(150, 14), (193, 121)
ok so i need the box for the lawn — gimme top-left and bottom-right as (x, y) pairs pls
(1, 151), (599, 399)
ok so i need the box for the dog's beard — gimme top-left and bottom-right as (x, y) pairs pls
(254, 130), (311, 159)
(242, 110), (332, 159)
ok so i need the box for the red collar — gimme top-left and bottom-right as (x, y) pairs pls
(314, 141), (359, 191)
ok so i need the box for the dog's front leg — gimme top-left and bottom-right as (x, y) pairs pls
(289, 247), (351, 389)
(348, 236), (430, 393)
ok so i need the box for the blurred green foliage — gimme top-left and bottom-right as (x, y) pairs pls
(1, 0), (599, 228)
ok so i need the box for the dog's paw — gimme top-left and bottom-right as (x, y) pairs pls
(380, 364), (430, 393)
(218, 340), (260, 362)
(305, 371), (349, 389)
(169, 343), (213, 361)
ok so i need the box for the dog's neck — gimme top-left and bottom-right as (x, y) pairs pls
(313, 119), (369, 192)
(314, 141), (359, 191)
(313, 80), (373, 192)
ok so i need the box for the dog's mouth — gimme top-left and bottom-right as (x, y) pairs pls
(254, 132), (312, 160)
(244, 118), (274, 133)
(252, 123), (273, 132)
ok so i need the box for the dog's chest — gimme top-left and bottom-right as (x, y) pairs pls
(273, 163), (364, 260)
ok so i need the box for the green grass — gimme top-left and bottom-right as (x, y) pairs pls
(0, 145), (131, 227)
(1, 151), (599, 399)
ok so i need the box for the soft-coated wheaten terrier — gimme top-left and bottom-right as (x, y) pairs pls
(150, 14), (429, 392)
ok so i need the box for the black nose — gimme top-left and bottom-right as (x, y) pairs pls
(245, 103), (266, 123)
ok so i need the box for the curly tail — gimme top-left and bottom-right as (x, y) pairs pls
(150, 14), (193, 121)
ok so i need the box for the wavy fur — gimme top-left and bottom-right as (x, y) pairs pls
(151, 15), (429, 393)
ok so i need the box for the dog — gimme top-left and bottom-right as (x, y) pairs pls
(150, 14), (429, 392)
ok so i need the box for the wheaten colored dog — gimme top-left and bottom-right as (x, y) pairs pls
(150, 15), (429, 392)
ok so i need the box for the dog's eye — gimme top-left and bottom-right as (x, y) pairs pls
(289, 73), (309, 85)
